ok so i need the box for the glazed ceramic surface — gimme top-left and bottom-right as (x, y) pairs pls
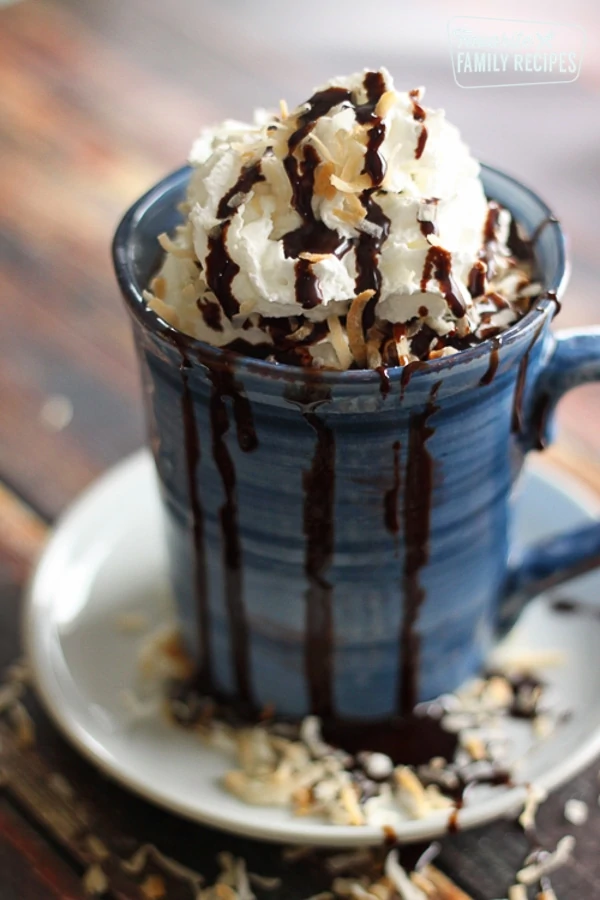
(113, 166), (600, 720)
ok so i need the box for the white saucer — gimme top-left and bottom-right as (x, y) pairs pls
(26, 450), (600, 846)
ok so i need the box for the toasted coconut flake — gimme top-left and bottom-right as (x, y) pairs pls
(182, 283), (199, 302)
(333, 206), (365, 227)
(150, 276), (166, 299)
(48, 772), (74, 800)
(145, 293), (180, 328)
(141, 875), (167, 899)
(339, 142), (366, 185)
(340, 783), (366, 826)
(121, 844), (204, 890)
(0, 682), (23, 712)
(345, 192), (367, 220)
(5, 660), (30, 685)
(158, 232), (195, 259)
(314, 161), (337, 200)
(508, 886), (527, 900)
(302, 894), (334, 900)
(385, 851), (427, 900)
(138, 625), (194, 682)
(8, 701), (35, 747)
(279, 99), (289, 120)
(84, 834), (110, 862)
(248, 873), (282, 891)
(299, 252), (334, 263)
(374, 90), (397, 119)
(83, 864), (108, 896)
(517, 836), (575, 885)
(394, 767), (429, 819)
(328, 315), (353, 370)
(537, 890), (558, 900)
(330, 173), (372, 194)
(420, 865), (475, 899)
(308, 132), (334, 162)
(564, 798), (588, 825)
(346, 289), (375, 368)
(461, 735), (488, 762)
(366, 340), (383, 370)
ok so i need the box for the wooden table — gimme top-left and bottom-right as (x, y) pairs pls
(2, 1), (600, 896)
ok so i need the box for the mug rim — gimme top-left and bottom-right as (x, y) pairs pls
(112, 163), (568, 384)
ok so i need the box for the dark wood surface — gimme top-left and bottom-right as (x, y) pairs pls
(2, 0), (600, 896)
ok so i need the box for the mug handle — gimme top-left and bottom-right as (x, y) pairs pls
(499, 327), (600, 633)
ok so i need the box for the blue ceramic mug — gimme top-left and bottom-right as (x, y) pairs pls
(113, 165), (600, 722)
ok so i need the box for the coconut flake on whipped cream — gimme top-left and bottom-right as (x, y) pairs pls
(145, 68), (539, 370)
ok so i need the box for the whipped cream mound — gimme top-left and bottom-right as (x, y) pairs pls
(145, 68), (539, 370)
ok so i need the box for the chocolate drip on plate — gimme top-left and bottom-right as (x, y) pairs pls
(323, 714), (458, 767)
(480, 336), (502, 386)
(398, 383), (441, 715)
(302, 399), (336, 718)
(177, 350), (213, 692)
(209, 364), (258, 706)
(421, 246), (466, 319)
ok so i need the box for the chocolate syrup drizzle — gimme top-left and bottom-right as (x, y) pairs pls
(480, 336), (502, 386)
(288, 87), (352, 153)
(178, 350), (213, 691)
(302, 397), (336, 718)
(420, 246), (466, 319)
(282, 144), (350, 309)
(398, 383), (441, 715)
(384, 440), (402, 536)
(376, 364), (391, 396)
(217, 162), (265, 219)
(205, 221), (240, 320)
(512, 322), (545, 435)
(409, 89), (428, 160)
(208, 366), (258, 706)
(355, 192), (391, 330)
(281, 72), (393, 327)
(355, 70), (388, 187)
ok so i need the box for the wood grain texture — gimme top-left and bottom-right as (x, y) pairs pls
(0, 801), (85, 900)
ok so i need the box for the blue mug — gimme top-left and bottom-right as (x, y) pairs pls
(113, 165), (600, 722)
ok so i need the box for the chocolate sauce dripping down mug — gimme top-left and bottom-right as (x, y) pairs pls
(113, 165), (600, 722)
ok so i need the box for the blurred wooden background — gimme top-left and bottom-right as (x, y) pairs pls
(1, 0), (600, 520)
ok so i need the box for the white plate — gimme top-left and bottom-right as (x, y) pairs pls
(25, 450), (600, 846)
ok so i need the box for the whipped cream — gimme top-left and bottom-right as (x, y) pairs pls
(146, 68), (538, 369)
